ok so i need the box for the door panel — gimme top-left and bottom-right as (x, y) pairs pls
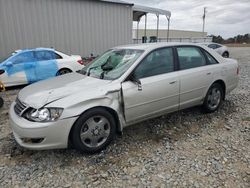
(122, 73), (179, 123)
(122, 47), (180, 123)
(1, 52), (37, 85)
(35, 50), (59, 81)
(0, 70), (27, 86)
(176, 47), (214, 109)
(178, 66), (213, 109)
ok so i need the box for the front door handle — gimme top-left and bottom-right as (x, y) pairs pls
(169, 81), (177, 84)
(206, 72), (211, 75)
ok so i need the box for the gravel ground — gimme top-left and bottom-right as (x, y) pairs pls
(0, 47), (249, 187)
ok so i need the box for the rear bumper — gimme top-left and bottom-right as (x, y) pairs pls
(226, 76), (239, 95)
(9, 102), (77, 150)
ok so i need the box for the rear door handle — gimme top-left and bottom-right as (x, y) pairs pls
(169, 81), (177, 84)
(206, 72), (211, 75)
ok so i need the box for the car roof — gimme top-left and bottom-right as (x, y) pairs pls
(201, 42), (222, 45)
(14, 48), (55, 53)
(114, 42), (206, 51)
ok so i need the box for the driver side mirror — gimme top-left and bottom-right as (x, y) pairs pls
(130, 74), (142, 91)
(5, 61), (13, 67)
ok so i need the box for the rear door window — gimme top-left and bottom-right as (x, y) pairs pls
(177, 47), (206, 70)
(208, 44), (217, 49)
(208, 44), (221, 49)
(204, 51), (218, 65)
(35, 51), (61, 61)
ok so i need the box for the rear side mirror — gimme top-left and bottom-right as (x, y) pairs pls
(5, 61), (13, 67)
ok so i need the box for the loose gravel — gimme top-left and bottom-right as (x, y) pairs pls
(0, 47), (249, 187)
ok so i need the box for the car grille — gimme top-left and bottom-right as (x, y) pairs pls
(14, 98), (28, 116)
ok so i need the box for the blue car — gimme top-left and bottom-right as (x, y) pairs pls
(0, 48), (83, 87)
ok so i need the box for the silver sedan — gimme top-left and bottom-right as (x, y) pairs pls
(9, 43), (239, 153)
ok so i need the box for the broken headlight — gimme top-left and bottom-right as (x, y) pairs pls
(25, 108), (63, 122)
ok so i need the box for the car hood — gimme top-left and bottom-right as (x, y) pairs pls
(18, 73), (113, 108)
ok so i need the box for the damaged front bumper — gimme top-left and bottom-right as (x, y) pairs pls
(9, 102), (77, 150)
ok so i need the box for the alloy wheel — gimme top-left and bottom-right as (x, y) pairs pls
(207, 87), (221, 110)
(80, 116), (111, 148)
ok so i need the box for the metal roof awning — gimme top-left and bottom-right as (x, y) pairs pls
(132, 5), (171, 42)
(99, 1), (172, 42)
(133, 4), (171, 21)
(98, 0), (133, 6)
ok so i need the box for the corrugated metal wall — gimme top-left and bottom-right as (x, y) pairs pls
(0, 0), (133, 58)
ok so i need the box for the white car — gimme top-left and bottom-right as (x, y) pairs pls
(203, 43), (229, 58)
(0, 48), (84, 87)
(9, 43), (239, 153)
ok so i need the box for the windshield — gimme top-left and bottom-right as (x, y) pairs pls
(81, 49), (144, 80)
(0, 51), (18, 64)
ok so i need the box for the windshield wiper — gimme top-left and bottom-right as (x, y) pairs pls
(76, 69), (86, 75)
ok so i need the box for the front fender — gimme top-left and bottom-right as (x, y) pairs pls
(46, 90), (126, 131)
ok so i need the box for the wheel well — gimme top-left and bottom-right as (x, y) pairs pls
(57, 68), (72, 74)
(103, 107), (122, 133)
(58, 67), (72, 72)
(224, 51), (229, 54)
(213, 80), (226, 99)
(68, 106), (121, 147)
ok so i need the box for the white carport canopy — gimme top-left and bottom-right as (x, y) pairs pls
(133, 4), (171, 42)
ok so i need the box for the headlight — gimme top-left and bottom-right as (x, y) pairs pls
(25, 108), (63, 122)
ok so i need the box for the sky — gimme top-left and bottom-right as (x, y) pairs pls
(127, 0), (250, 38)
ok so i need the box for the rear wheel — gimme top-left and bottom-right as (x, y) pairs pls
(71, 108), (116, 154)
(222, 51), (229, 58)
(203, 83), (223, 113)
(56, 68), (72, 76)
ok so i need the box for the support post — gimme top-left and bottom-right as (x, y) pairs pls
(144, 13), (147, 37)
(156, 14), (159, 41)
(137, 20), (140, 44)
(202, 7), (207, 37)
(167, 16), (170, 42)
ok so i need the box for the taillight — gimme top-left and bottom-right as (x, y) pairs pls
(237, 67), (239, 75)
(77, 59), (84, 65)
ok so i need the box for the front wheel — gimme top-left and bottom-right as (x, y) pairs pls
(203, 83), (224, 113)
(71, 108), (116, 154)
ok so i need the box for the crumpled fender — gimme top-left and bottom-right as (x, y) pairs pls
(45, 84), (126, 131)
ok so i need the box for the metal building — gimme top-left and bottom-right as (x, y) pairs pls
(0, 0), (134, 58)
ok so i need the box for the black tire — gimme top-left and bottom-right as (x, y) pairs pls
(0, 97), (3, 108)
(71, 108), (116, 154)
(222, 51), (229, 58)
(203, 83), (224, 113)
(56, 68), (72, 76)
